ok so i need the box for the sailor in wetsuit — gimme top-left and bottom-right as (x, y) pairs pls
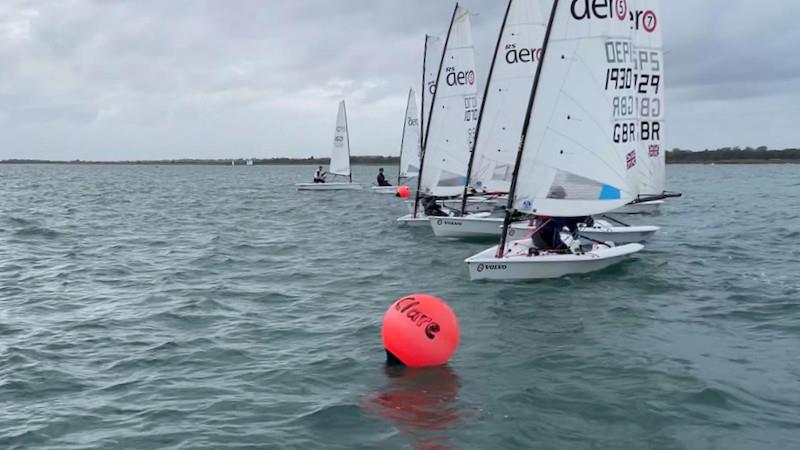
(376, 168), (391, 187)
(421, 196), (448, 217)
(530, 185), (593, 252)
(313, 166), (326, 183)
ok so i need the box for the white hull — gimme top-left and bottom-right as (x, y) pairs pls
(509, 220), (659, 244)
(405, 195), (505, 215)
(397, 214), (431, 227)
(580, 224), (659, 244)
(296, 182), (363, 191)
(465, 241), (644, 281)
(442, 196), (504, 213)
(610, 200), (664, 215)
(429, 213), (503, 238)
(370, 186), (397, 194)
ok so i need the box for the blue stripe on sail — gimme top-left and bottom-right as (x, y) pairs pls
(599, 185), (621, 200)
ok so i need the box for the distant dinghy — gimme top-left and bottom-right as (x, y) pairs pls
(297, 100), (362, 191)
(372, 88), (422, 195)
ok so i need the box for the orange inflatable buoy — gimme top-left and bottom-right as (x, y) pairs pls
(382, 294), (460, 368)
(396, 186), (411, 198)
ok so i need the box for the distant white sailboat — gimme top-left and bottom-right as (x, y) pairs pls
(466, 0), (652, 280)
(398, 34), (444, 225)
(372, 88), (422, 194)
(296, 100), (362, 191)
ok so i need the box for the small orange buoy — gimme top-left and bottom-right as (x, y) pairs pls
(382, 294), (460, 368)
(396, 185), (411, 198)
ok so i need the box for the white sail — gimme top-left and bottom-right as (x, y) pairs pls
(399, 88), (421, 180)
(329, 100), (351, 177)
(422, 35), (444, 141)
(632, 0), (665, 195)
(419, 6), (480, 198)
(512, 0), (646, 217)
(468, 0), (547, 194)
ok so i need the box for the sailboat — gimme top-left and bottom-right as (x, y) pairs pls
(398, 34), (444, 226)
(398, 4), (480, 226)
(296, 100), (362, 191)
(611, 1), (678, 214)
(372, 89), (421, 194)
(466, 0), (653, 280)
(430, 0), (545, 239)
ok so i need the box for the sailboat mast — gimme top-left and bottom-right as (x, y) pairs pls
(421, 35), (429, 147)
(497, 0), (559, 258)
(413, 4), (459, 218)
(343, 100), (352, 183)
(459, 0), (513, 216)
(397, 88), (412, 185)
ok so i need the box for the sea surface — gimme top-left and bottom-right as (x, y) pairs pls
(1, 163), (798, 449)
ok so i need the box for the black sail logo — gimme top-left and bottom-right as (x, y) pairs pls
(505, 46), (543, 65)
(570, 0), (657, 32)
(445, 69), (476, 87)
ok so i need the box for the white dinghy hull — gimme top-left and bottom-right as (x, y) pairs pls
(429, 213), (503, 238)
(610, 200), (664, 215)
(404, 198), (497, 215)
(397, 214), (431, 227)
(465, 242), (644, 281)
(509, 221), (659, 245)
(296, 182), (363, 191)
(370, 186), (398, 195)
(441, 197), (500, 214)
(580, 224), (659, 244)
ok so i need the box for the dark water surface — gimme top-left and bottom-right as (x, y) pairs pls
(1, 164), (799, 449)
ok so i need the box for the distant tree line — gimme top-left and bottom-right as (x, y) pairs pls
(667, 147), (800, 164)
(4, 149), (799, 165)
(0, 156), (401, 165)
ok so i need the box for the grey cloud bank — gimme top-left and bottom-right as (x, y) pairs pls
(1, 0), (798, 161)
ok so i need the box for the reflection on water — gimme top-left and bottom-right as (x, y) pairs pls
(363, 365), (462, 449)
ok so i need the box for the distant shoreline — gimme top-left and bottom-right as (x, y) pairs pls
(0, 156), (401, 166)
(3, 148), (799, 165)
(668, 160), (800, 165)
(8, 160), (800, 165)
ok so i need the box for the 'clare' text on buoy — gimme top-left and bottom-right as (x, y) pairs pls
(381, 294), (460, 368)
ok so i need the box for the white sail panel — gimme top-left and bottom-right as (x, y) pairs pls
(420, 6), (480, 197)
(469, 0), (547, 194)
(329, 100), (350, 177)
(423, 35), (444, 139)
(632, 0), (665, 195)
(399, 88), (421, 179)
(513, 0), (644, 216)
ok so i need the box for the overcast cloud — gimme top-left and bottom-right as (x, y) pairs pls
(1, 0), (799, 160)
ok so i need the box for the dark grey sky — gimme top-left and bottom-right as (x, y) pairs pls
(1, 0), (798, 160)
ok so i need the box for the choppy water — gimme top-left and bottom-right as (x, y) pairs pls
(1, 163), (799, 449)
